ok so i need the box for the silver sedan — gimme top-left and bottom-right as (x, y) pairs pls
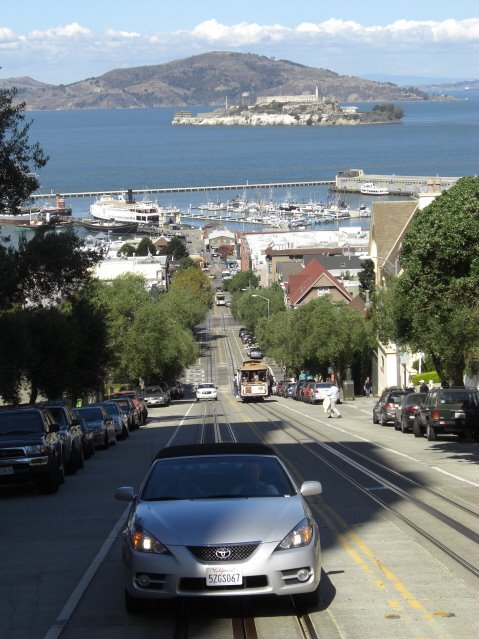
(115, 443), (323, 612)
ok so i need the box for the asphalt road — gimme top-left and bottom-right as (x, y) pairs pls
(1, 305), (478, 639)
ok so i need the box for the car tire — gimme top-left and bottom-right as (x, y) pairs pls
(124, 590), (146, 614)
(401, 419), (409, 434)
(426, 424), (437, 441)
(372, 415), (379, 424)
(413, 419), (423, 438)
(38, 468), (61, 494)
(393, 418), (400, 431)
(292, 584), (321, 612)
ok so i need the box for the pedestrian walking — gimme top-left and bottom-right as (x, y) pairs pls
(325, 383), (342, 418)
(363, 376), (372, 398)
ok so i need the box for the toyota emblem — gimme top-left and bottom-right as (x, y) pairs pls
(215, 547), (231, 560)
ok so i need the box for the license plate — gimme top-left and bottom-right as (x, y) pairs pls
(206, 566), (243, 586)
(454, 411), (465, 419)
(0, 466), (14, 476)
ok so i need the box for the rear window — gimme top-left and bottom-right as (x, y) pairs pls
(440, 391), (479, 406)
(0, 411), (43, 434)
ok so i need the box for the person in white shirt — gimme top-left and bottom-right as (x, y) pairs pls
(325, 383), (342, 418)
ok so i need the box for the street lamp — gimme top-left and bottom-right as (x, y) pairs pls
(252, 294), (270, 318)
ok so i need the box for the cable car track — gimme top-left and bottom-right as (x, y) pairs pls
(250, 400), (479, 579)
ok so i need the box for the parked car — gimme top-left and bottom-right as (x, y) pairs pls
(196, 383), (218, 401)
(393, 393), (427, 433)
(413, 387), (479, 441)
(143, 385), (170, 407)
(248, 347), (264, 360)
(75, 414), (96, 458)
(0, 407), (64, 494)
(107, 398), (141, 431)
(101, 401), (130, 440)
(372, 388), (412, 426)
(108, 391), (148, 425)
(41, 403), (84, 474)
(115, 443), (323, 612)
(73, 405), (117, 450)
(308, 382), (335, 405)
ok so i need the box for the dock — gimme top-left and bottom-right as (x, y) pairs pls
(31, 171), (461, 202)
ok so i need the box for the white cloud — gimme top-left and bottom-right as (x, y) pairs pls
(1, 18), (477, 83)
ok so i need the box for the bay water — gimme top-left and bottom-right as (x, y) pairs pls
(6, 92), (479, 236)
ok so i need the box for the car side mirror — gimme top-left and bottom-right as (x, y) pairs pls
(300, 481), (323, 497)
(115, 486), (136, 502)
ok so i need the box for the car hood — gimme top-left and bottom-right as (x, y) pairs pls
(135, 497), (306, 545)
(0, 432), (46, 446)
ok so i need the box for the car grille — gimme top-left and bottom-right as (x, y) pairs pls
(188, 544), (258, 562)
(180, 575), (268, 592)
(0, 448), (25, 459)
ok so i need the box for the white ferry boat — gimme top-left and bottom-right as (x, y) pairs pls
(90, 192), (180, 225)
(360, 182), (389, 195)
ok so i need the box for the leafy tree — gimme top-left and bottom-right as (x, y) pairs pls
(0, 87), (48, 213)
(170, 267), (214, 308)
(158, 236), (189, 260)
(223, 270), (259, 293)
(93, 274), (152, 380)
(0, 310), (32, 404)
(358, 259), (376, 301)
(158, 287), (208, 329)
(123, 302), (199, 383)
(378, 177), (479, 385)
(176, 256), (197, 270)
(231, 286), (285, 330)
(0, 228), (103, 309)
(135, 237), (157, 256)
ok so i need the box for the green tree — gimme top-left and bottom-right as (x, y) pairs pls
(223, 270), (259, 293)
(358, 259), (376, 301)
(123, 302), (199, 383)
(170, 267), (214, 308)
(379, 177), (479, 385)
(135, 237), (157, 256)
(0, 87), (48, 213)
(0, 228), (103, 310)
(158, 236), (189, 260)
(158, 287), (209, 329)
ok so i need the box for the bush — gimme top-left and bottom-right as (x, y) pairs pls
(410, 371), (440, 385)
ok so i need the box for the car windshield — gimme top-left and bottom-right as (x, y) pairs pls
(141, 455), (296, 501)
(0, 411), (43, 434)
(74, 407), (102, 420)
(198, 384), (215, 390)
(144, 387), (162, 394)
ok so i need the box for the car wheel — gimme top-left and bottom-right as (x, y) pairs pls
(393, 418), (400, 431)
(38, 468), (61, 494)
(372, 415), (379, 424)
(401, 419), (409, 434)
(124, 590), (146, 614)
(76, 444), (85, 470)
(292, 584), (321, 612)
(122, 425), (129, 439)
(426, 424), (437, 441)
(413, 419), (423, 438)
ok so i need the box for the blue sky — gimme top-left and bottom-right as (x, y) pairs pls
(1, 1), (478, 84)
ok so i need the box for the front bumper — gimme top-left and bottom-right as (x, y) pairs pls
(122, 537), (320, 600)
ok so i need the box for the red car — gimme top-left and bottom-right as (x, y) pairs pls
(108, 391), (148, 425)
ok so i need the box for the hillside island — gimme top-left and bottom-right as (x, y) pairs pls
(172, 89), (404, 127)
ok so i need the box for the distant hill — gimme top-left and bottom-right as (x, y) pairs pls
(0, 51), (440, 111)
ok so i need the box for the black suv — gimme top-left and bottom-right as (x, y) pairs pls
(414, 387), (479, 441)
(41, 403), (85, 474)
(0, 407), (64, 494)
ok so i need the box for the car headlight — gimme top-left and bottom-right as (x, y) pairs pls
(25, 445), (47, 455)
(129, 525), (170, 555)
(276, 517), (315, 551)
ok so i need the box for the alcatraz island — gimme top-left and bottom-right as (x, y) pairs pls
(172, 88), (404, 127)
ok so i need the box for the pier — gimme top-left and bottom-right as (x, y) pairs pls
(31, 171), (460, 201)
(32, 179), (335, 201)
